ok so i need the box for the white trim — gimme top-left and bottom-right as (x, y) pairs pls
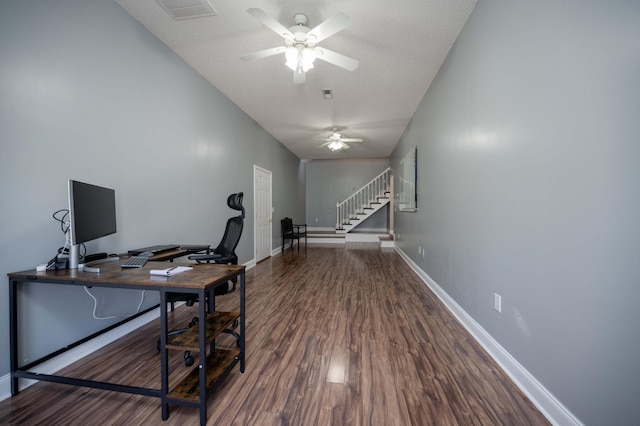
(395, 247), (583, 426)
(253, 165), (272, 263)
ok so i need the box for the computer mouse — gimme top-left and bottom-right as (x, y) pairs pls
(138, 251), (154, 257)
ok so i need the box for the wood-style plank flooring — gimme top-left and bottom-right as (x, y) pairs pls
(0, 243), (549, 425)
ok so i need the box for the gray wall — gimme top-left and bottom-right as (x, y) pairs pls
(0, 0), (302, 376)
(391, 0), (640, 424)
(305, 158), (390, 229)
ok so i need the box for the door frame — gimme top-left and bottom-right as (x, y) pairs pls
(253, 165), (272, 262)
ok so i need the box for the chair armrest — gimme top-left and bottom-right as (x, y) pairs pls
(293, 223), (307, 233)
(180, 244), (211, 252)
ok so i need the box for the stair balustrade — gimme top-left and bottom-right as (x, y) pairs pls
(336, 168), (391, 232)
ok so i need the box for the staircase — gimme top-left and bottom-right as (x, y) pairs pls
(336, 168), (391, 234)
(306, 168), (394, 247)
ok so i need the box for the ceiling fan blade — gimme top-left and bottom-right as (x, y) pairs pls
(341, 138), (363, 143)
(247, 8), (293, 39)
(314, 47), (359, 72)
(307, 12), (351, 43)
(240, 46), (286, 61)
(293, 69), (306, 85)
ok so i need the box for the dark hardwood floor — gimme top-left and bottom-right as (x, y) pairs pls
(0, 243), (549, 425)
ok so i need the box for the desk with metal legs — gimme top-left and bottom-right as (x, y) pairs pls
(7, 261), (245, 426)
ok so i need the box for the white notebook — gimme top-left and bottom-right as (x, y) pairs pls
(150, 266), (193, 276)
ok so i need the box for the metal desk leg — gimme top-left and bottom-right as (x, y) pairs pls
(198, 289), (207, 426)
(160, 290), (169, 420)
(240, 270), (246, 373)
(9, 278), (19, 395)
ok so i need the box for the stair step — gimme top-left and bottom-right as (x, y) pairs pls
(379, 234), (394, 248)
(308, 233), (344, 239)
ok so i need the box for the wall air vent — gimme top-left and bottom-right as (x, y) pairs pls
(156, 0), (218, 20)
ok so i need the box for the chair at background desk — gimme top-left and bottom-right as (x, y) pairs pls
(281, 217), (307, 252)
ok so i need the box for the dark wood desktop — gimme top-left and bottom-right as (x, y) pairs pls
(7, 260), (245, 426)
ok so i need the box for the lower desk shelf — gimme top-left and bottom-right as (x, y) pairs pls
(168, 348), (241, 402)
(165, 310), (242, 404)
(166, 311), (240, 351)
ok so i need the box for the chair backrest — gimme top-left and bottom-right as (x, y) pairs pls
(213, 216), (243, 260)
(213, 192), (245, 263)
(281, 217), (293, 234)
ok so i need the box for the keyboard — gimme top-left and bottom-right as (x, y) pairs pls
(121, 256), (149, 268)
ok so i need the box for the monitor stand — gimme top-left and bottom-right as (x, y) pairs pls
(69, 244), (80, 269)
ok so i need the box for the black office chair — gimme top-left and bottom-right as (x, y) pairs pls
(161, 192), (245, 366)
(188, 192), (245, 293)
(167, 193), (244, 306)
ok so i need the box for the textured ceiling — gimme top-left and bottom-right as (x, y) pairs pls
(115, 0), (476, 160)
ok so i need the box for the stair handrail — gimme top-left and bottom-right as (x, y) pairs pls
(336, 167), (391, 230)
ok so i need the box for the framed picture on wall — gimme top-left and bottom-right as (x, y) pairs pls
(399, 147), (417, 212)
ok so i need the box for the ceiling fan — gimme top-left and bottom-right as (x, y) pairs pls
(321, 129), (363, 151)
(240, 8), (359, 84)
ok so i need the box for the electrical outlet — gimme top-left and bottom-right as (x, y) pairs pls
(418, 246), (422, 255)
(494, 293), (502, 313)
(422, 248), (425, 258)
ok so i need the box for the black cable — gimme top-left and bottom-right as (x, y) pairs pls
(52, 209), (70, 234)
(51, 209), (88, 262)
(49, 209), (71, 270)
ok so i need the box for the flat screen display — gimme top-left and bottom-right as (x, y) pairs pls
(68, 180), (117, 245)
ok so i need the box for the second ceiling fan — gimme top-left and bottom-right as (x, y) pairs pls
(321, 130), (363, 151)
(240, 8), (359, 84)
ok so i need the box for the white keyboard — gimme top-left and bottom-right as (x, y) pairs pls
(121, 256), (149, 268)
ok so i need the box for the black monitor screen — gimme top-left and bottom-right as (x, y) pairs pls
(68, 180), (117, 245)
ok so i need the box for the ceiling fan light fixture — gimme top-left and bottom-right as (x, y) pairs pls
(285, 47), (298, 70)
(328, 141), (344, 151)
(302, 48), (316, 71)
(285, 45), (316, 72)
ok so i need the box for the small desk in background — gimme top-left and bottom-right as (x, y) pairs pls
(132, 244), (211, 262)
(7, 260), (245, 426)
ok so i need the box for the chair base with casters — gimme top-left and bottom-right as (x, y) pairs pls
(281, 217), (307, 252)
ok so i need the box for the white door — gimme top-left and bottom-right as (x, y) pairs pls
(254, 165), (272, 262)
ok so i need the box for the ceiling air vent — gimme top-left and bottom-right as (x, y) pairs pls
(156, 0), (218, 20)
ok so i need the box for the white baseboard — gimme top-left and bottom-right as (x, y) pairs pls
(395, 247), (583, 426)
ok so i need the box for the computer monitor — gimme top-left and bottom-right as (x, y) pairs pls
(67, 180), (117, 269)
